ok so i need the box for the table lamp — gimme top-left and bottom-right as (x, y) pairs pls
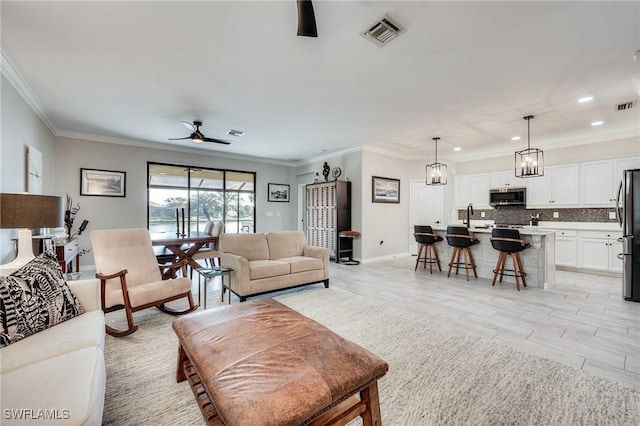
(0, 193), (63, 270)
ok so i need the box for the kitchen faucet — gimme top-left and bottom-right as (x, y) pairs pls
(466, 203), (474, 229)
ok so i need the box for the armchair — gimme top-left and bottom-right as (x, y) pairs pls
(91, 228), (197, 337)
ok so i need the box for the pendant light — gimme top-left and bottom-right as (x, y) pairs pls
(515, 115), (544, 178)
(426, 137), (447, 185)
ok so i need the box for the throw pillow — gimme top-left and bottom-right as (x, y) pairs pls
(0, 251), (84, 347)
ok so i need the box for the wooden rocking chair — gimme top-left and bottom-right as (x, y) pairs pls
(91, 228), (198, 337)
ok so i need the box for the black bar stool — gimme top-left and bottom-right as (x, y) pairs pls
(445, 226), (479, 281)
(413, 225), (443, 273)
(490, 228), (530, 291)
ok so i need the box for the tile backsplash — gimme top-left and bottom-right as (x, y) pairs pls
(457, 206), (617, 224)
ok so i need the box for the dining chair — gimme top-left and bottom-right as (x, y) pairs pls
(91, 228), (198, 337)
(191, 221), (224, 269)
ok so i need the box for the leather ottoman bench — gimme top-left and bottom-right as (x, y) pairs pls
(172, 298), (388, 426)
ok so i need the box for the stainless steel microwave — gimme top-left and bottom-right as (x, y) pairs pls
(489, 188), (526, 207)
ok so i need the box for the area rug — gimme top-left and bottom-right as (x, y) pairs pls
(102, 287), (639, 425)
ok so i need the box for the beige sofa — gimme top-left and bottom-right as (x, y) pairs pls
(220, 231), (330, 301)
(0, 279), (106, 425)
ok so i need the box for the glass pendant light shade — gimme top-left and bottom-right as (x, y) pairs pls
(426, 137), (447, 185)
(515, 115), (544, 178)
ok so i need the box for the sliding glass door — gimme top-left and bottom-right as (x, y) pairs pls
(147, 163), (255, 236)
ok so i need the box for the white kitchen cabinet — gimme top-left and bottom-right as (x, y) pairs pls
(580, 157), (640, 206)
(577, 230), (622, 273)
(555, 230), (577, 267)
(490, 170), (523, 189)
(454, 175), (472, 208)
(471, 173), (490, 208)
(454, 173), (491, 209)
(526, 164), (579, 208)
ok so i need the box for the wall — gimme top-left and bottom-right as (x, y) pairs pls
(0, 75), (57, 263)
(54, 137), (297, 266)
(457, 137), (640, 175)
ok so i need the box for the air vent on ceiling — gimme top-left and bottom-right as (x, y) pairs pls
(616, 101), (636, 111)
(362, 15), (405, 47)
(227, 129), (244, 137)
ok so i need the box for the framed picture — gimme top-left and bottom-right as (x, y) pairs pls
(80, 168), (126, 197)
(372, 176), (400, 203)
(268, 183), (290, 202)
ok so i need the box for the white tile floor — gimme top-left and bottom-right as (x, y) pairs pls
(153, 255), (640, 390)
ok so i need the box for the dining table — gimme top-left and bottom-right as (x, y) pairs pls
(151, 232), (219, 272)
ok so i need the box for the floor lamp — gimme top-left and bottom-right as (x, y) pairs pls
(0, 193), (63, 272)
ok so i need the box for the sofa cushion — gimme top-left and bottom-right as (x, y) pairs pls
(0, 252), (84, 348)
(1, 346), (106, 426)
(266, 231), (307, 260)
(249, 260), (290, 280)
(220, 233), (270, 261)
(0, 310), (105, 374)
(279, 256), (324, 274)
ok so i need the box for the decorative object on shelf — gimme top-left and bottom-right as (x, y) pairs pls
(268, 183), (290, 202)
(80, 168), (126, 197)
(313, 173), (320, 183)
(27, 146), (43, 194)
(322, 162), (330, 181)
(425, 137), (448, 186)
(372, 176), (400, 203)
(515, 115), (544, 178)
(64, 193), (89, 238)
(331, 167), (342, 181)
(0, 193), (63, 270)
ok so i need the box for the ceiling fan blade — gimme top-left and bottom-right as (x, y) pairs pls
(182, 121), (196, 131)
(203, 137), (231, 145)
(297, 0), (317, 37)
(168, 136), (191, 140)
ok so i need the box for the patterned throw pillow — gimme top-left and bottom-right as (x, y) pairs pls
(0, 251), (84, 347)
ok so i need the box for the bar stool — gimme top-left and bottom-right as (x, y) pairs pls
(490, 228), (530, 291)
(413, 225), (443, 273)
(445, 226), (479, 281)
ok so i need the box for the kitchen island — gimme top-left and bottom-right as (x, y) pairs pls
(431, 226), (556, 288)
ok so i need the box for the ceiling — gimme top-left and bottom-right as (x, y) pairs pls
(2, 1), (639, 165)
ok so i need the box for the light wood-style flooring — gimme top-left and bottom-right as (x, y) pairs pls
(199, 256), (640, 390)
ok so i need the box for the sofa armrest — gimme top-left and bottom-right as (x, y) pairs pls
(220, 253), (251, 296)
(68, 279), (101, 312)
(303, 246), (330, 279)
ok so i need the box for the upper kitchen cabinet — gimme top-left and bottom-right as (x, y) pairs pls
(490, 170), (523, 189)
(454, 173), (490, 208)
(526, 164), (579, 208)
(580, 157), (640, 207)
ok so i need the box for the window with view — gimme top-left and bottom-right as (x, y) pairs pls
(147, 163), (255, 236)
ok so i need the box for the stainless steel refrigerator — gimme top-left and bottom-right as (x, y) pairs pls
(618, 169), (640, 302)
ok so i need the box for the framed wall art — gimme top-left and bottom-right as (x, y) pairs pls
(372, 176), (400, 203)
(80, 168), (126, 197)
(268, 183), (290, 202)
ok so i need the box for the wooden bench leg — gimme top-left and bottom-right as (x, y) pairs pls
(176, 344), (188, 383)
(360, 381), (382, 426)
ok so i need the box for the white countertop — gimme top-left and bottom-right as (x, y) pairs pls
(444, 220), (621, 232)
(433, 226), (554, 236)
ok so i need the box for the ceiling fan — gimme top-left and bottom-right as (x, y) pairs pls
(297, 0), (317, 37)
(169, 121), (230, 145)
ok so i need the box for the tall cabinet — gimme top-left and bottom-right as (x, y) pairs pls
(305, 180), (351, 258)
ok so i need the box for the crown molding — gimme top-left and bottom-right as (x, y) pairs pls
(0, 49), (58, 135)
(55, 130), (299, 167)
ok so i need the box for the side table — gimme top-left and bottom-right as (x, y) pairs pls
(54, 238), (79, 273)
(195, 267), (234, 309)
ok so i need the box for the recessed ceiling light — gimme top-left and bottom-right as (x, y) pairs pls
(511, 136), (521, 141)
(453, 147), (462, 152)
(578, 96), (594, 103)
(591, 121), (604, 126)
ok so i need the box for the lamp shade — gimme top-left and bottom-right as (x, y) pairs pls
(0, 193), (63, 229)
